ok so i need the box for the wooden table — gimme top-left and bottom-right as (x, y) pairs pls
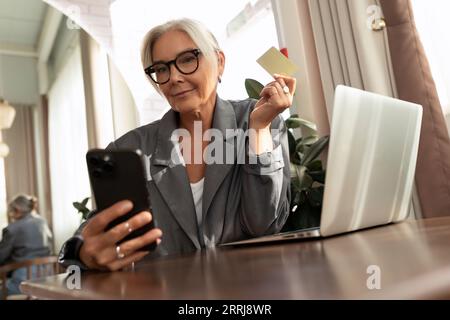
(21, 217), (450, 299)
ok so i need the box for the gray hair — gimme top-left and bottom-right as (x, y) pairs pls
(141, 18), (221, 94)
(9, 194), (37, 215)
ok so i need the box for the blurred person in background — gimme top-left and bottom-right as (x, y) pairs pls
(0, 194), (52, 295)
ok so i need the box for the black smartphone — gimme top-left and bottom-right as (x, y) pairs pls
(86, 148), (156, 252)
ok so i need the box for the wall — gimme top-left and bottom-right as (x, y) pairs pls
(0, 55), (39, 105)
(48, 19), (79, 87)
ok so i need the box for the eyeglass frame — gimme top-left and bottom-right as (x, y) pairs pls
(144, 48), (202, 85)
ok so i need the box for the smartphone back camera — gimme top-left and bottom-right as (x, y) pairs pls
(88, 154), (115, 179)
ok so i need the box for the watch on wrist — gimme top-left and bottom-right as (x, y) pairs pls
(58, 235), (88, 270)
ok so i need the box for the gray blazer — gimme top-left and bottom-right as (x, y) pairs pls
(60, 96), (290, 264)
(0, 213), (52, 265)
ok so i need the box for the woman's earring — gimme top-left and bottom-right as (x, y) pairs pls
(218, 76), (222, 84)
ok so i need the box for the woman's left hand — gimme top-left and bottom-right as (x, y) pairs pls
(249, 74), (296, 130)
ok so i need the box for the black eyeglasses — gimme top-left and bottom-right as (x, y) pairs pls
(144, 49), (201, 85)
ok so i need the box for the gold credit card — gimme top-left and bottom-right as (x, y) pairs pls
(256, 46), (298, 77)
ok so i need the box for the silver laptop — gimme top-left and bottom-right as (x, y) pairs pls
(224, 85), (423, 246)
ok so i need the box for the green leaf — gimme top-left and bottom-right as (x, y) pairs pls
(81, 210), (90, 220)
(295, 139), (306, 154)
(294, 165), (313, 190)
(301, 135), (330, 166)
(73, 197), (91, 221)
(300, 172), (314, 190)
(285, 115), (317, 131)
(291, 155), (301, 166)
(301, 135), (319, 146)
(309, 170), (326, 184)
(306, 159), (322, 171)
(245, 78), (264, 99)
(287, 130), (296, 156)
(295, 136), (319, 154)
(292, 191), (302, 205)
(291, 177), (302, 194)
(294, 165), (305, 183)
(81, 197), (90, 206)
(73, 202), (83, 211)
(296, 151), (303, 164)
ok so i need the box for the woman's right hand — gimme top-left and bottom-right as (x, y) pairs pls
(79, 200), (163, 271)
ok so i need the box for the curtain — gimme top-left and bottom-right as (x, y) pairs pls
(33, 95), (53, 231)
(379, 0), (450, 218)
(3, 105), (38, 203)
(48, 44), (91, 252)
(308, 0), (398, 119)
(79, 30), (115, 149)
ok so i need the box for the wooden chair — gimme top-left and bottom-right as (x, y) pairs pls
(0, 256), (61, 300)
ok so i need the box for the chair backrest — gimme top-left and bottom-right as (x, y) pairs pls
(0, 256), (61, 299)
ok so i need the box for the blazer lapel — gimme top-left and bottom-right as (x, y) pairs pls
(150, 110), (201, 249)
(202, 97), (238, 222)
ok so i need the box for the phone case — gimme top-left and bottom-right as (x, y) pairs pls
(86, 149), (156, 252)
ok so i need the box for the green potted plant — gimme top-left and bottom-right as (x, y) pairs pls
(72, 197), (90, 222)
(245, 78), (329, 231)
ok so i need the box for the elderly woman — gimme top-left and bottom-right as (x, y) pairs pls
(59, 18), (295, 271)
(0, 195), (52, 294)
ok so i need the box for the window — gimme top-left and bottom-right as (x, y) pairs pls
(109, 0), (280, 125)
(411, 0), (450, 133)
(48, 45), (90, 251)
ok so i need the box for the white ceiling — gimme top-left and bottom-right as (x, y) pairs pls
(0, 0), (47, 48)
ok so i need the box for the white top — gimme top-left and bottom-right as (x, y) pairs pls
(190, 178), (205, 227)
